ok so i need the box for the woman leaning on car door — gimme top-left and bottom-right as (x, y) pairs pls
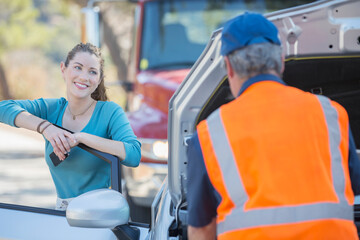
(0, 42), (141, 210)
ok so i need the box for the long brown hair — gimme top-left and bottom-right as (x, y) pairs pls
(64, 43), (108, 101)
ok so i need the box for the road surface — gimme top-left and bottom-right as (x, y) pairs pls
(0, 123), (56, 209)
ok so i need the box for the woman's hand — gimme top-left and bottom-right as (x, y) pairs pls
(42, 124), (77, 161)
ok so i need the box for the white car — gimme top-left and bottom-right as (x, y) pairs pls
(1, 0), (360, 239)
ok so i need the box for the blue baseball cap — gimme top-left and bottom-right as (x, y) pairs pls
(221, 12), (281, 56)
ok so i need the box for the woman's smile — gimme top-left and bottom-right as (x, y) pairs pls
(74, 82), (89, 90)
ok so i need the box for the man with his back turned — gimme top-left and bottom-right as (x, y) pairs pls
(186, 12), (360, 240)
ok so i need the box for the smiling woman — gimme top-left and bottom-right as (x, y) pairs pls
(0, 43), (141, 210)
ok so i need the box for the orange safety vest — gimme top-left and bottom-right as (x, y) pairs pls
(197, 81), (358, 239)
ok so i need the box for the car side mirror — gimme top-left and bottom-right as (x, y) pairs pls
(66, 189), (129, 228)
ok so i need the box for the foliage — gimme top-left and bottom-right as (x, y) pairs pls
(32, 0), (82, 62)
(0, 0), (83, 100)
(0, 0), (82, 62)
(0, 0), (54, 55)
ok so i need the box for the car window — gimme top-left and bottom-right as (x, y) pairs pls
(0, 125), (56, 209)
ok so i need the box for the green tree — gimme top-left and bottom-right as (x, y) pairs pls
(0, 0), (53, 99)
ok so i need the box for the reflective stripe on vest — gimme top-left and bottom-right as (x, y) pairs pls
(205, 95), (353, 235)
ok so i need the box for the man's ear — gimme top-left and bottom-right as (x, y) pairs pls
(224, 56), (234, 78)
(281, 55), (285, 74)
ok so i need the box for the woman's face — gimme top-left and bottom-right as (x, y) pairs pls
(61, 51), (101, 100)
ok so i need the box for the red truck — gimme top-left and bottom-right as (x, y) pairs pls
(123, 0), (249, 222)
(83, 0), (314, 223)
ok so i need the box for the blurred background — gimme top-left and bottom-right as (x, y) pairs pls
(0, 0), (133, 105)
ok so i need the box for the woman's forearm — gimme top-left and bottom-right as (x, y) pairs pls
(13, 111), (132, 163)
(15, 111), (74, 160)
(75, 132), (126, 160)
(14, 111), (47, 133)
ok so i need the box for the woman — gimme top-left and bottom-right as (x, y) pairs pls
(0, 43), (141, 210)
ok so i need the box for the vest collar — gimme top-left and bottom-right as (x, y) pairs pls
(237, 74), (286, 97)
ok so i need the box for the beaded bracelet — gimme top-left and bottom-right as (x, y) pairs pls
(40, 122), (52, 134)
(36, 120), (48, 133)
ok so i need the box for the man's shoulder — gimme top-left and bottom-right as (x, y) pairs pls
(197, 107), (222, 132)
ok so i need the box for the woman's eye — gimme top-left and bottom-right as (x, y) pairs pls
(74, 66), (81, 70)
(90, 70), (98, 75)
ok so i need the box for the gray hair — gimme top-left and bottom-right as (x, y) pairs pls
(225, 42), (282, 79)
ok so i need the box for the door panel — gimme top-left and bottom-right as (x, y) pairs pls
(0, 207), (116, 240)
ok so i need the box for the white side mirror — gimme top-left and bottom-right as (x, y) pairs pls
(66, 189), (129, 228)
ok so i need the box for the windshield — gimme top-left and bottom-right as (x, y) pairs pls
(140, 0), (315, 71)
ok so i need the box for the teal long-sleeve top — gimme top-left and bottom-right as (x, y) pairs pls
(0, 98), (141, 198)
